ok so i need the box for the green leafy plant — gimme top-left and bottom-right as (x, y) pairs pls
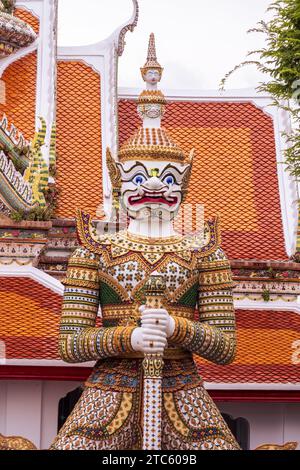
(0, 0), (15, 14)
(262, 288), (271, 301)
(10, 210), (24, 222)
(9, 184), (58, 222)
(267, 267), (277, 278)
(221, 0), (300, 178)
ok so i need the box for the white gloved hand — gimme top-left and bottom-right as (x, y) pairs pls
(140, 305), (175, 338)
(130, 305), (175, 354)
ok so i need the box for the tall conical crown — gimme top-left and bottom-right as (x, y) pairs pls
(119, 34), (190, 164)
(140, 33), (163, 81)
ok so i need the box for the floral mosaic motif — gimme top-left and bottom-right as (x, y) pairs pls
(162, 386), (240, 450)
(106, 260), (145, 298)
(50, 387), (139, 450)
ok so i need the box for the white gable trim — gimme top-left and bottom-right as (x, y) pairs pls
(235, 298), (300, 313)
(0, 265), (63, 295)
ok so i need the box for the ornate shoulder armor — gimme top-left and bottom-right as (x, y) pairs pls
(190, 215), (221, 260)
(76, 209), (114, 255)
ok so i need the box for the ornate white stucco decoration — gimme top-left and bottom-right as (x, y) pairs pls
(116, 0), (139, 57)
(137, 103), (164, 120)
(0, 2), (37, 57)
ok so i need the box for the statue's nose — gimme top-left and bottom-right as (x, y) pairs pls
(146, 177), (164, 190)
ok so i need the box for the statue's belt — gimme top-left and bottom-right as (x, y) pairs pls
(102, 304), (195, 321)
(115, 348), (192, 360)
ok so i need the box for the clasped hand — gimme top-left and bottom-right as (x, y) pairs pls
(131, 305), (175, 354)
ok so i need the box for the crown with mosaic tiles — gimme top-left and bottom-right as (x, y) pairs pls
(118, 127), (187, 163)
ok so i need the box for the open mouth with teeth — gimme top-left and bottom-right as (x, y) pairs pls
(128, 192), (178, 206)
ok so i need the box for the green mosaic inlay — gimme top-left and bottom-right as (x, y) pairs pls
(99, 281), (123, 305)
(177, 283), (198, 307)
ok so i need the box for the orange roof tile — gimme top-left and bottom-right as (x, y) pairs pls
(0, 277), (103, 360)
(0, 52), (37, 139)
(0, 9), (39, 139)
(55, 61), (103, 219)
(118, 100), (287, 260)
(0, 277), (61, 359)
(195, 309), (300, 383)
(15, 8), (39, 34)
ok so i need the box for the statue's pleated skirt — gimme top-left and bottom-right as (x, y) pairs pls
(50, 358), (240, 450)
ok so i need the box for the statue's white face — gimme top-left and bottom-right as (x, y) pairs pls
(117, 160), (190, 221)
(144, 69), (160, 86)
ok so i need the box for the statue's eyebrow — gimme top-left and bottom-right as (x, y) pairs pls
(159, 163), (187, 177)
(117, 161), (149, 175)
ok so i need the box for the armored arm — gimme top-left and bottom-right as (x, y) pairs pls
(169, 247), (236, 365)
(59, 247), (135, 363)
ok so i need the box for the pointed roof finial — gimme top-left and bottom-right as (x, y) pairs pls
(140, 33), (163, 83)
(146, 33), (159, 66)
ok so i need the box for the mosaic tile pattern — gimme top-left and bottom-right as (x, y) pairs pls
(55, 61), (102, 218)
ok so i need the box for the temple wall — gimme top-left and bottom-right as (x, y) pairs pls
(219, 402), (300, 450)
(0, 379), (299, 450)
(0, 380), (80, 449)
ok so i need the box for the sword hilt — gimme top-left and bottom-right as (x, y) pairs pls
(143, 274), (166, 379)
(144, 274), (165, 309)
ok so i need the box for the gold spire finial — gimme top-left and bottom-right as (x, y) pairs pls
(147, 33), (158, 64)
(140, 33), (163, 82)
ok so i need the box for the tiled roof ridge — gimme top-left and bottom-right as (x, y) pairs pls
(0, 113), (31, 152)
(0, 150), (33, 204)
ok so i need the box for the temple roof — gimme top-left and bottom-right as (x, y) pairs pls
(55, 61), (103, 219)
(119, 99), (287, 260)
(0, 276), (61, 360)
(53, 74), (287, 261)
(196, 309), (300, 385)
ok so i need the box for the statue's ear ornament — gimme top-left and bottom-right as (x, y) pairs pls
(182, 148), (194, 199)
(106, 147), (122, 192)
(106, 148), (122, 210)
(187, 148), (195, 166)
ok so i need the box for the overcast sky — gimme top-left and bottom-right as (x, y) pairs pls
(58, 0), (272, 90)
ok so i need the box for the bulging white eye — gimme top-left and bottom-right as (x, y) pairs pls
(163, 175), (175, 185)
(132, 174), (146, 185)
